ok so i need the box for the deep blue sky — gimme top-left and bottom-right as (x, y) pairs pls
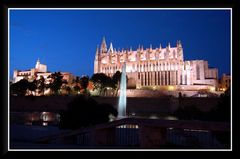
(10, 9), (230, 79)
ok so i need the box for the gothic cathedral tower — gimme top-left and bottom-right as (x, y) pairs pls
(94, 37), (108, 73)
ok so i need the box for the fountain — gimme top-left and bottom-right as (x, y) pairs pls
(118, 63), (127, 118)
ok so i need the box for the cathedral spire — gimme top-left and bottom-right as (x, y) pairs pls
(177, 40), (182, 48)
(150, 44), (152, 51)
(96, 45), (99, 53)
(108, 42), (114, 54)
(159, 43), (162, 50)
(95, 45), (99, 61)
(168, 42), (171, 48)
(137, 44), (141, 52)
(100, 36), (107, 53)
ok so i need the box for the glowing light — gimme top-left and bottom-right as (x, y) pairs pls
(209, 87), (215, 91)
(164, 116), (178, 120)
(168, 86), (175, 91)
(150, 115), (158, 119)
(42, 122), (48, 126)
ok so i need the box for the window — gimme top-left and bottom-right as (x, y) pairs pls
(196, 65), (200, 80)
(180, 75), (182, 84)
(185, 74), (187, 85)
(155, 72), (157, 85)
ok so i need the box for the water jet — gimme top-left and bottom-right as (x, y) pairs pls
(118, 63), (127, 118)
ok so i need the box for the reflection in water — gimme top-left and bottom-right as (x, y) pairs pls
(11, 112), (60, 126)
(11, 111), (178, 127)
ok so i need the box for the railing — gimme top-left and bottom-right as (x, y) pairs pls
(36, 118), (230, 148)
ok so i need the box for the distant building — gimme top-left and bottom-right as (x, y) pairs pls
(94, 37), (218, 91)
(13, 59), (74, 84)
(218, 73), (231, 91)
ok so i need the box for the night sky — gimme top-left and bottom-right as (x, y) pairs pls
(10, 9), (231, 79)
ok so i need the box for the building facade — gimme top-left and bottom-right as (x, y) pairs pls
(13, 59), (74, 84)
(218, 73), (231, 91)
(94, 37), (218, 91)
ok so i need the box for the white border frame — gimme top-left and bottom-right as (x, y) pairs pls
(8, 8), (232, 151)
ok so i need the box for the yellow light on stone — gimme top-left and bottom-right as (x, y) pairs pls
(168, 86), (175, 91)
(210, 87), (215, 91)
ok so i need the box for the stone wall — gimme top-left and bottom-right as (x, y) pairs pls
(10, 96), (220, 116)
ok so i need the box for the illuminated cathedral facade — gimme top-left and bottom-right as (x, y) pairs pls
(94, 37), (218, 91)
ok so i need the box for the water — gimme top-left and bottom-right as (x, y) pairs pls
(118, 63), (127, 117)
(10, 112), (60, 126)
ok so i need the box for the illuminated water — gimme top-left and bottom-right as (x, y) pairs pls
(118, 63), (127, 117)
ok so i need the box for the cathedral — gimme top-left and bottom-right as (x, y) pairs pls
(94, 37), (218, 91)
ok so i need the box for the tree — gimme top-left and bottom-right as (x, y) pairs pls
(79, 76), (90, 96)
(59, 95), (118, 129)
(73, 85), (80, 93)
(10, 79), (29, 96)
(80, 76), (89, 90)
(74, 76), (80, 84)
(66, 86), (72, 95)
(28, 79), (37, 95)
(48, 72), (63, 95)
(37, 75), (45, 95)
(91, 73), (113, 96)
(112, 71), (122, 96)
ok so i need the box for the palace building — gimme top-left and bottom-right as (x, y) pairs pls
(13, 58), (74, 84)
(94, 37), (218, 91)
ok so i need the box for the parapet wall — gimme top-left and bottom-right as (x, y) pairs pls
(125, 89), (220, 98)
(10, 96), (220, 115)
